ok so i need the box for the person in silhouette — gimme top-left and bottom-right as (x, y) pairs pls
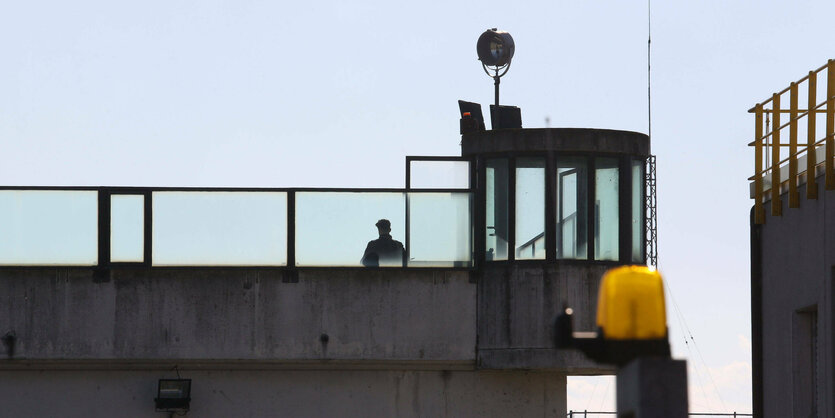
(361, 219), (405, 267)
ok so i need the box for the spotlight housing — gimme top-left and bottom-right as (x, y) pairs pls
(155, 379), (192, 413)
(477, 29), (515, 67)
(474, 29), (519, 129)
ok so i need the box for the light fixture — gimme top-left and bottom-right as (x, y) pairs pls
(477, 29), (515, 67)
(477, 28), (515, 107)
(554, 266), (671, 366)
(155, 379), (191, 413)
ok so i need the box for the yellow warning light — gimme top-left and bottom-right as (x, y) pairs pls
(596, 265), (667, 340)
(555, 266), (671, 365)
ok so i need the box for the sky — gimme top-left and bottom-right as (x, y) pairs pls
(3, 0), (835, 413)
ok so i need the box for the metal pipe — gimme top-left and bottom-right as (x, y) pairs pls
(494, 68), (500, 107)
(754, 104), (764, 224)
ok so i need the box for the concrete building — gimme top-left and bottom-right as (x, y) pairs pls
(0, 118), (652, 416)
(750, 60), (835, 417)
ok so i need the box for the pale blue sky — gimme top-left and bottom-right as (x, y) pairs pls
(4, 0), (835, 412)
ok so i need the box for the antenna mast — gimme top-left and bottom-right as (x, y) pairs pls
(647, 0), (652, 140)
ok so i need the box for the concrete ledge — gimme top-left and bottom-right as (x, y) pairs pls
(0, 358), (476, 372)
(476, 348), (615, 374)
(462, 128), (650, 156)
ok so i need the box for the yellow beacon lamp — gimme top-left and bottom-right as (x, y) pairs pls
(555, 265), (670, 365)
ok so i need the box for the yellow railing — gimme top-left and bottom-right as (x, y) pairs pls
(749, 59), (835, 224)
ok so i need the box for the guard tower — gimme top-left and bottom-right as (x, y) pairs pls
(458, 29), (655, 370)
(461, 125), (652, 370)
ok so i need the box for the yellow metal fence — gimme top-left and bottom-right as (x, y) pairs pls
(750, 59), (835, 224)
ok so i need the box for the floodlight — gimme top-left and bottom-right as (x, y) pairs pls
(476, 29), (515, 108)
(155, 379), (192, 412)
(477, 29), (515, 67)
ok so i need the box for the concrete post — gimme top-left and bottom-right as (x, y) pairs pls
(616, 357), (688, 417)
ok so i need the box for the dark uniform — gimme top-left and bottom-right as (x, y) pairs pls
(361, 234), (405, 267)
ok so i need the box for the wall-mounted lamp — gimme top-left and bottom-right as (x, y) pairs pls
(155, 379), (191, 413)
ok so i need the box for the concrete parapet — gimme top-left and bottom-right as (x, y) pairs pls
(0, 268), (475, 363)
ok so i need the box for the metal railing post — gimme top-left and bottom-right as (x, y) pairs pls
(827, 59), (835, 189)
(808, 71), (819, 199)
(771, 93), (783, 216)
(789, 82), (799, 207)
(754, 104), (765, 223)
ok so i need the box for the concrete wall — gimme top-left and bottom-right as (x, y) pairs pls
(476, 263), (613, 373)
(0, 263), (605, 415)
(757, 178), (834, 417)
(0, 369), (566, 418)
(0, 269), (475, 362)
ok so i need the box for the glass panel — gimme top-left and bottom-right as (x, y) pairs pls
(110, 195), (144, 262)
(0, 190), (97, 265)
(556, 157), (588, 259)
(631, 159), (645, 263)
(486, 158), (509, 261)
(409, 160), (470, 189)
(152, 192), (287, 266)
(295, 192), (405, 267)
(595, 158), (619, 261)
(515, 158), (545, 260)
(408, 192), (472, 267)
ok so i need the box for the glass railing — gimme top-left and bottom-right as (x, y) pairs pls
(153, 191), (288, 266)
(0, 190), (98, 265)
(408, 192), (472, 267)
(111, 194), (145, 263)
(0, 188), (472, 268)
(295, 191), (404, 267)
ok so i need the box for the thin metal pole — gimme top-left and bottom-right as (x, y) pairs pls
(754, 104), (764, 223)
(647, 0), (652, 141)
(494, 68), (500, 107)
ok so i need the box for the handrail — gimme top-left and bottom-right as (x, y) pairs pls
(0, 188), (476, 269)
(747, 99), (828, 146)
(747, 135), (828, 181)
(750, 59), (835, 224)
(747, 62), (829, 112)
